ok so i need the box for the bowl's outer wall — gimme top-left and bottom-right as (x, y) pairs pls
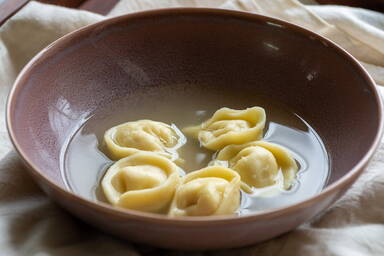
(8, 10), (381, 249)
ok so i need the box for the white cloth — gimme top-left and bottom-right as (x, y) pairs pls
(1, 0), (384, 255)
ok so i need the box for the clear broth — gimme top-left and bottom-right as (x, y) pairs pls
(62, 85), (330, 215)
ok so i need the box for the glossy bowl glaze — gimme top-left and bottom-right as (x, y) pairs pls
(7, 8), (383, 250)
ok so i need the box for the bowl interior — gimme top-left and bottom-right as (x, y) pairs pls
(8, 10), (381, 213)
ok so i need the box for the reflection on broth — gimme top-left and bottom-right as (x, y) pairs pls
(62, 85), (329, 216)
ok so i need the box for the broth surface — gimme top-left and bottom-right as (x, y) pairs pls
(62, 85), (329, 214)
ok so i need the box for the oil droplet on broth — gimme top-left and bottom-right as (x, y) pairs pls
(62, 85), (329, 215)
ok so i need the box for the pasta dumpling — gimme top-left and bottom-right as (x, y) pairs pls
(183, 107), (266, 150)
(104, 120), (185, 161)
(102, 152), (181, 213)
(215, 141), (298, 193)
(169, 166), (241, 217)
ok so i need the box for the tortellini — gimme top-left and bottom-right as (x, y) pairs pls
(104, 120), (185, 161)
(183, 107), (266, 150)
(100, 107), (303, 216)
(214, 141), (298, 193)
(169, 166), (241, 217)
(101, 152), (181, 213)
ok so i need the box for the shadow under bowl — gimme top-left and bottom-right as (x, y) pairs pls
(6, 8), (383, 250)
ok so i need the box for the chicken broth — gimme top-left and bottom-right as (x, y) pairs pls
(62, 85), (329, 215)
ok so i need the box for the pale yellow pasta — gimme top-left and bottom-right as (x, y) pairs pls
(102, 152), (181, 213)
(169, 166), (241, 217)
(215, 141), (298, 193)
(183, 107), (266, 150)
(104, 120), (185, 161)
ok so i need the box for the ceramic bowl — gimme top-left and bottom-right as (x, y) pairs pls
(6, 8), (383, 250)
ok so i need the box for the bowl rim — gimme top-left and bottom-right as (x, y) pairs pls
(6, 7), (384, 225)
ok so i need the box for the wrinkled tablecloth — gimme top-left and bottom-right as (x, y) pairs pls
(1, 0), (384, 255)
